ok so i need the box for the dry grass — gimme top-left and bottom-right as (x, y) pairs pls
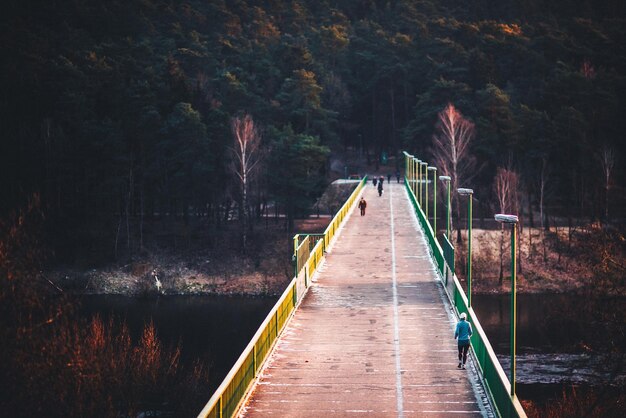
(522, 385), (626, 418)
(454, 225), (626, 295)
(51, 217), (332, 296)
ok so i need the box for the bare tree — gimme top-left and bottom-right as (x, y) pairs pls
(539, 157), (550, 262)
(231, 114), (262, 252)
(598, 146), (615, 224)
(431, 103), (477, 241)
(494, 167), (519, 284)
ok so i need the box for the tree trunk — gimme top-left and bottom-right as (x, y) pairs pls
(140, 185), (144, 251)
(114, 209), (122, 261)
(242, 168), (248, 252)
(527, 188), (534, 228)
(499, 226), (504, 285)
(126, 166), (133, 253)
(390, 88), (396, 158)
(528, 224), (533, 259)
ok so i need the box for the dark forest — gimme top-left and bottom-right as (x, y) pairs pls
(1, 1), (626, 417)
(2, 0), (625, 263)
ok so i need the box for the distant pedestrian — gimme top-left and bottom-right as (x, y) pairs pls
(387, 173), (391, 183)
(377, 180), (383, 196)
(358, 197), (367, 216)
(373, 177), (378, 187)
(455, 312), (473, 369)
(396, 171), (401, 183)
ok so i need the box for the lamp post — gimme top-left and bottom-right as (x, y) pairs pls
(409, 155), (413, 188)
(417, 161), (422, 207)
(428, 167), (437, 232)
(411, 157), (417, 198)
(406, 154), (411, 184)
(405, 155), (409, 186)
(439, 176), (451, 239)
(424, 164), (429, 220)
(495, 214), (519, 397)
(411, 157), (417, 194)
(416, 159), (421, 203)
(421, 161), (427, 208)
(457, 188), (473, 307)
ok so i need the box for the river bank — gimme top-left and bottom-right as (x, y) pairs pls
(49, 181), (363, 297)
(49, 217), (332, 297)
(456, 225), (625, 295)
(49, 215), (625, 297)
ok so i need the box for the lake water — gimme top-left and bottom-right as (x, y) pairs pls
(78, 294), (277, 393)
(472, 293), (626, 407)
(80, 292), (625, 412)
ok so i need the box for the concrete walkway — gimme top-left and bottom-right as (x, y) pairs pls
(240, 182), (492, 417)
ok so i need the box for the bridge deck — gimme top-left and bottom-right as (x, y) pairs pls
(241, 182), (491, 417)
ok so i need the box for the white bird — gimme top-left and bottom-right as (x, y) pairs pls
(152, 270), (162, 293)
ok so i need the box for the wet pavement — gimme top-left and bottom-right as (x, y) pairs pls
(240, 182), (493, 417)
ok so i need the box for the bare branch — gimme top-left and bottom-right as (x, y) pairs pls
(230, 113), (263, 252)
(430, 103), (477, 232)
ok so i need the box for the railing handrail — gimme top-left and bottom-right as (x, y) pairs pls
(198, 176), (367, 418)
(197, 273), (298, 417)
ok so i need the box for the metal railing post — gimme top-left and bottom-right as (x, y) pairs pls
(253, 344), (257, 376)
(511, 222), (517, 397)
(446, 180), (451, 239)
(467, 196), (472, 307)
(417, 159), (421, 206)
(433, 168), (437, 233)
(424, 162), (430, 223)
(293, 235), (299, 279)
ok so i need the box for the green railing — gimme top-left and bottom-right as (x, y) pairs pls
(198, 176), (367, 418)
(442, 234), (455, 275)
(403, 152), (526, 418)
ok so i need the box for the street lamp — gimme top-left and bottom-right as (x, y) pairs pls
(428, 166), (437, 232)
(439, 176), (451, 239)
(405, 155), (409, 186)
(414, 159), (420, 202)
(457, 188), (473, 307)
(411, 157), (415, 193)
(415, 159), (421, 200)
(420, 161), (427, 208)
(424, 163), (429, 219)
(495, 214), (519, 397)
(417, 160), (421, 205)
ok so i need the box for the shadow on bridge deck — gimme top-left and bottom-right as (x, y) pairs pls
(240, 182), (493, 417)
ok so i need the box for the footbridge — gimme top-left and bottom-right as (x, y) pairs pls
(199, 153), (527, 418)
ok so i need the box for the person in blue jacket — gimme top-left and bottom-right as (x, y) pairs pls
(455, 312), (473, 369)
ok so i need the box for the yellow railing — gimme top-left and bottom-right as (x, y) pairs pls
(197, 176), (367, 418)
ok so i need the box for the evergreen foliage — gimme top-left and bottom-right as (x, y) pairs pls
(1, 0), (625, 261)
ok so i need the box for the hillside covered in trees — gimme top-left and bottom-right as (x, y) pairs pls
(2, 1), (626, 417)
(1, 0), (625, 266)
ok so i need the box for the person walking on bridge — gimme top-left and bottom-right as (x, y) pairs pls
(358, 197), (367, 216)
(455, 312), (473, 369)
(377, 179), (383, 196)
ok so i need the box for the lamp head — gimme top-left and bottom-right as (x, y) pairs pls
(457, 188), (473, 195)
(427, 166), (437, 172)
(439, 175), (451, 182)
(495, 214), (519, 224)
